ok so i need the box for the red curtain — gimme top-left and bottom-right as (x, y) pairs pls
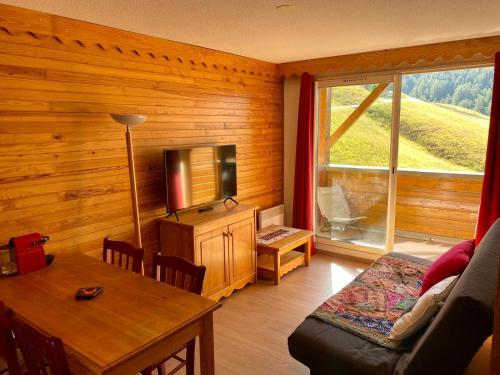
(293, 72), (315, 254)
(476, 52), (500, 245)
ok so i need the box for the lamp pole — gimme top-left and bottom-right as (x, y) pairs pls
(110, 114), (147, 248)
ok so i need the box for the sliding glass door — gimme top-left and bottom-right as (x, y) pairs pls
(393, 67), (491, 259)
(316, 75), (400, 252)
(315, 66), (491, 256)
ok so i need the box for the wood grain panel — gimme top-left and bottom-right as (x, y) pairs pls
(278, 34), (500, 77)
(0, 4), (284, 272)
(320, 168), (482, 240)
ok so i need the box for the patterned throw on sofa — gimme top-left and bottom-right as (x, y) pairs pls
(311, 254), (429, 349)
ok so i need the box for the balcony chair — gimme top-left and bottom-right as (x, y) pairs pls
(317, 185), (366, 238)
(102, 237), (144, 274)
(142, 255), (206, 375)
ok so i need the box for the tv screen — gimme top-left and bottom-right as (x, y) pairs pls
(164, 145), (237, 213)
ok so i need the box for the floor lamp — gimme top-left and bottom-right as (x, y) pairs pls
(110, 113), (147, 248)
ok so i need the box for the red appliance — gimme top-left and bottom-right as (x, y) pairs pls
(9, 233), (48, 275)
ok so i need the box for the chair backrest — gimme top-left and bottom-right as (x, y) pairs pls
(0, 302), (21, 375)
(6, 309), (70, 375)
(153, 255), (206, 295)
(102, 237), (144, 274)
(317, 185), (352, 220)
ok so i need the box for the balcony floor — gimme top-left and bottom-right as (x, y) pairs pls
(393, 236), (452, 261)
(316, 228), (456, 261)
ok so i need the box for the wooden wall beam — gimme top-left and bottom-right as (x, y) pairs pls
(325, 83), (388, 151)
(317, 88), (331, 166)
(278, 35), (500, 77)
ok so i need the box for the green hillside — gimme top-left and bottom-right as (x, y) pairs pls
(402, 68), (493, 116)
(328, 85), (488, 172)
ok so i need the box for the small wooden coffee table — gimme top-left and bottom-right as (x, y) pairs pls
(257, 225), (313, 285)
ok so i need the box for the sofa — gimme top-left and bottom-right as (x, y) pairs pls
(288, 219), (500, 374)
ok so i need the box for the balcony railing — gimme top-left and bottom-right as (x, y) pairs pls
(317, 165), (483, 241)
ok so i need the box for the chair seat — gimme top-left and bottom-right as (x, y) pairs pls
(330, 216), (367, 223)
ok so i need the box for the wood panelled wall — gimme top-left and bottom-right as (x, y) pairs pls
(0, 4), (283, 271)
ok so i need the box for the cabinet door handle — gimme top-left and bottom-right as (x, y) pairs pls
(223, 232), (228, 238)
(228, 231), (233, 237)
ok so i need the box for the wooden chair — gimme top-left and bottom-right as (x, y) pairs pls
(102, 237), (144, 274)
(0, 301), (19, 375)
(3, 308), (70, 375)
(143, 255), (206, 375)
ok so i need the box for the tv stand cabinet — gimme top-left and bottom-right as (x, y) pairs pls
(158, 203), (257, 301)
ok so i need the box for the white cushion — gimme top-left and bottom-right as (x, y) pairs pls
(389, 275), (458, 340)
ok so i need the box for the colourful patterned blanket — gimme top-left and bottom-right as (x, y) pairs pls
(311, 254), (428, 350)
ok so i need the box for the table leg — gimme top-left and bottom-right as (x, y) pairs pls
(274, 252), (280, 285)
(304, 238), (311, 266)
(199, 312), (215, 375)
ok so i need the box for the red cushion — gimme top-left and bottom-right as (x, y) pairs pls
(420, 240), (475, 295)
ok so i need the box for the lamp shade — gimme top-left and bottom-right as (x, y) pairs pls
(110, 114), (147, 127)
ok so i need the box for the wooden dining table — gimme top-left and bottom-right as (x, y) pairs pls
(0, 253), (221, 375)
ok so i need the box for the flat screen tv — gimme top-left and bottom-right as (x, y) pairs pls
(164, 145), (237, 214)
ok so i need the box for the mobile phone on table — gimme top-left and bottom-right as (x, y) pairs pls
(75, 287), (103, 300)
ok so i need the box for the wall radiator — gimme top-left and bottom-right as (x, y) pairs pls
(257, 204), (284, 229)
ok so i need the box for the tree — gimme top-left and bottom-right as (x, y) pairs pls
(401, 67), (493, 115)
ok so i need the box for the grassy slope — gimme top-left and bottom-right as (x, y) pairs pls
(328, 86), (487, 172)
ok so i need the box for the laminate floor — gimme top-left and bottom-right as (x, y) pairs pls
(183, 254), (365, 375)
